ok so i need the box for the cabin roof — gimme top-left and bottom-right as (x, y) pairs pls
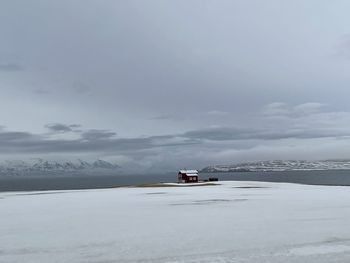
(179, 170), (198, 174)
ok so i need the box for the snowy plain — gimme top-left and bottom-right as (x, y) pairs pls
(2, 181), (350, 263)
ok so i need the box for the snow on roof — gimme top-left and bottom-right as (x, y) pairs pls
(179, 170), (198, 174)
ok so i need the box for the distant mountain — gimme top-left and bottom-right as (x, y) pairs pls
(0, 159), (120, 176)
(201, 160), (350, 173)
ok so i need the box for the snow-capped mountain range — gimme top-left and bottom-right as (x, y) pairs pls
(0, 159), (120, 175)
(201, 160), (350, 173)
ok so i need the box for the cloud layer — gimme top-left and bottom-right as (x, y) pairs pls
(1, 102), (350, 171)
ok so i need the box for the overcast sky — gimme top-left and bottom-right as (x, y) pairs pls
(1, 0), (350, 172)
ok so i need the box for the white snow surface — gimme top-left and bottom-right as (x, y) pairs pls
(2, 181), (350, 262)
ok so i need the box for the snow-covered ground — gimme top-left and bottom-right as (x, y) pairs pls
(2, 181), (350, 262)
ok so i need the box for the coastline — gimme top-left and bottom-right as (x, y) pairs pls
(2, 170), (350, 192)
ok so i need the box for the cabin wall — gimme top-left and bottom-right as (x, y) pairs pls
(178, 172), (199, 183)
(185, 176), (198, 183)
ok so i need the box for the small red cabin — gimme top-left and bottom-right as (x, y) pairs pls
(178, 170), (199, 183)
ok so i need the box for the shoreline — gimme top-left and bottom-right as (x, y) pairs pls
(2, 169), (350, 192)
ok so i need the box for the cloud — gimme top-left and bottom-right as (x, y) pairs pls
(0, 63), (23, 71)
(150, 111), (229, 121)
(182, 126), (349, 141)
(81, 129), (117, 141)
(293, 103), (325, 115)
(45, 123), (81, 133)
(3, 102), (350, 157)
(0, 131), (36, 141)
(1, 101), (350, 171)
(262, 102), (325, 117)
(262, 102), (289, 116)
(181, 103), (350, 142)
(183, 127), (251, 141)
(0, 127), (196, 157)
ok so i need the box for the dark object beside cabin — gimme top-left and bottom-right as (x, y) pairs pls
(208, 177), (219, 181)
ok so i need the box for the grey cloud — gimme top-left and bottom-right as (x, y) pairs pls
(0, 128), (197, 156)
(45, 123), (81, 133)
(182, 126), (350, 141)
(2, 109), (350, 157)
(183, 127), (250, 141)
(150, 111), (229, 121)
(0, 131), (36, 141)
(262, 102), (325, 117)
(69, 124), (81, 128)
(0, 62), (23, 71)
(0, 130), (142, 154)
(1, 117), (350, 172)
(262, 103), (289, 116)
(81, 129), (117, 141)
(293, 103), (325, 115)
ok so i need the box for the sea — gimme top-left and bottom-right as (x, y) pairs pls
(2, 170), (350, 191)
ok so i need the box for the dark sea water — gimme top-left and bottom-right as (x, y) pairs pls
(2, 170), (350, 192)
